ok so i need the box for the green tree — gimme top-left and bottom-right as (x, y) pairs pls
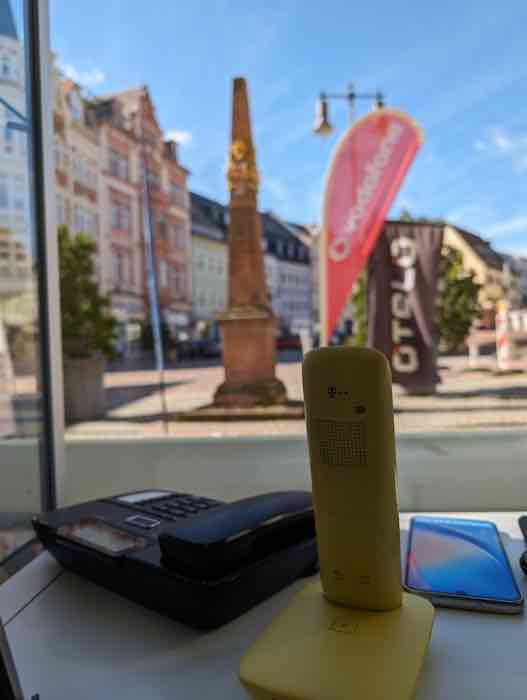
(435, 246), (481, 351)
(347, 271), (368, 347)
(58, 225), (117, 358)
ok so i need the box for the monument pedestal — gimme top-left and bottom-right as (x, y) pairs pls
(215, 308), (287, 408)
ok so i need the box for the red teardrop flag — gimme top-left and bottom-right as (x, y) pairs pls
(321, 108), (423, 343)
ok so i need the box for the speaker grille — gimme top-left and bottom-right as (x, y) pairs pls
(317, 419), (366, 467)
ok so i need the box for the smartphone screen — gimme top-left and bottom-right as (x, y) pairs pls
(405, 516), (523, 604)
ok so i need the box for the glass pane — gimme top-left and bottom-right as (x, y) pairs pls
(0, 0), (45, 580)
(49, 3), (526, 514)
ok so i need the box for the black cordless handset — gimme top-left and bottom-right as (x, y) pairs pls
(159, 491), (315, 579)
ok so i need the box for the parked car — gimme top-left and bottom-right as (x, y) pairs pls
(175, 338), (206, 360)
(202, 339), (222, 358)
(276, 333), (302, 350)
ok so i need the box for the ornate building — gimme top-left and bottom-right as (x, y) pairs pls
(52, 74), (101, 275)
(115, 87), (192, 337)
(87, 94), (145, 351)
(50, 80), (193, 352)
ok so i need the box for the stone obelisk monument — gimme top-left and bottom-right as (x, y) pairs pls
(214, 78), (287, 407)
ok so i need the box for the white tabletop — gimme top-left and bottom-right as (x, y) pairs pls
(2, 513), (527, 700)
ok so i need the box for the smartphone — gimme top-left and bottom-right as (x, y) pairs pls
(404, 516), (524, 614)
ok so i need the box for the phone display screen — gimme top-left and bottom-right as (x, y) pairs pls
(406, 516), (522, 602)
(58, 519), (146, 555)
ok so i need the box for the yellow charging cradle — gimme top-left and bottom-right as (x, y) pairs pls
(240, 581), (434, 700)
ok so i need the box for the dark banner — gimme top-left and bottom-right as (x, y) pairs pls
(367, 221), (444, 393)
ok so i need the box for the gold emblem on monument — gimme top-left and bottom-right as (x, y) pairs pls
(227, 138), (259, 193)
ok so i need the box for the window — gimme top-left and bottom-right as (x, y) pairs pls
(72, 157), (80, 179)
(113, 250), (123, 285)
(4, 124), (13, 153)
(111, 202), (119, 228)
(158, 217), (166, 241)
(1, 55), (10, 78)
(122, 204), (130, 231)
(20, 0), (527, 579)
(159, 260), (168, 287)
(170, 181), (186, 207)
(110, 149), (129, 181)
(146, 167), (160, 190)
(178, 271), (185, 295)
(0, 0), (59, 580)
(111, 201), (131, 230)
(173, 220), (186, 248)
(0, 175), (8, 208)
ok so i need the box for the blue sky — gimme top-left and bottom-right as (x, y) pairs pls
(50, 0), (527, 256)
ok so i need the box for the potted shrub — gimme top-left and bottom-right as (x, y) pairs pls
(58, 226), (117, 423)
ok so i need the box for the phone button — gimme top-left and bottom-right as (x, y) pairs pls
(125, 515), (160, 529)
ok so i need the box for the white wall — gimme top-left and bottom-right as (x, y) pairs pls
(2, 432), (527, 516)
(191, 237), (228, 322)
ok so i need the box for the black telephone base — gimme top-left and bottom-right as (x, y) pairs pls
(33, 492), (318, 629)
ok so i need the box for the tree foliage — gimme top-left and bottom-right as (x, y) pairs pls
(435, 245), (481, 351)
(348, 271), (368, 347)
(58, 225), (117, 358)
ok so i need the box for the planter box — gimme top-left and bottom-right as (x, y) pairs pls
(63, 355), (105, 423)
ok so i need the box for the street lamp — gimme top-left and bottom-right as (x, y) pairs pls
(313, 83), (385, 136)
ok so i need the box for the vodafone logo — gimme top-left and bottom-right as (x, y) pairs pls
(328, 238), (351, 262)
(328, 122), (403, 265)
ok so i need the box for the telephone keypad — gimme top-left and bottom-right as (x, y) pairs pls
(133, 493), (222, 521)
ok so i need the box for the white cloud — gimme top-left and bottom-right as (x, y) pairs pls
(165, 129), (193, 146)
(474, 126), (527, 171)
(492, 128), (514, 152)
(59, 62), (106, 87)
(484, 215), (527, 237)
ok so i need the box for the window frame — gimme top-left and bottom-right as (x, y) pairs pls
(26, 0), (66, 509)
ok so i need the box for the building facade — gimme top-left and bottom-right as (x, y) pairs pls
(50, 79), (193, 350)
(52, 74), (100, 276)
(0, 4), (35, 377)
(189, 196), (313, 335)
(85, 95), (145, 353)
(190, 192), (228, 325)
(116, 87), (192, 336)
(261, 213), (312, 334)
(443, 224), (505, 307)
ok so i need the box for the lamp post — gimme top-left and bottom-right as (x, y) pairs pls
(313, 83), (384, 135)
